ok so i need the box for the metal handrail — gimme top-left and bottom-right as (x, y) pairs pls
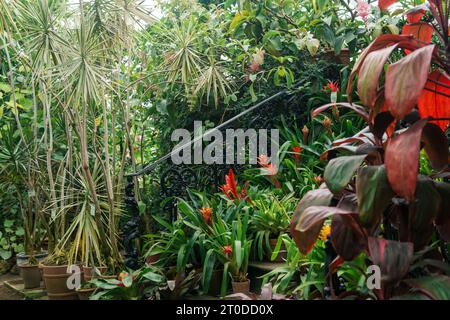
(126, 81), (303, 177)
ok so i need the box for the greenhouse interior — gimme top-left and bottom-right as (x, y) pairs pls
(0, 0), (450, 304)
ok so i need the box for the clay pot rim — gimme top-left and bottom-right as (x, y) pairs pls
(231, 279), (249, 283)
(19, 264), (39, 268)
(76, 287), (96, 293)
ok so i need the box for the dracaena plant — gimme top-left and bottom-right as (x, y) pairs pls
(290, 0), (450, 300)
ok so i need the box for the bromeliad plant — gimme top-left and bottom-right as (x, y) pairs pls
(251, 191), (297, 261)
(290, 0), (450, 300)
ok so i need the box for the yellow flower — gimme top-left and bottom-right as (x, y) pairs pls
(319, 224), (331, 241)
(95, 117), (101, 128)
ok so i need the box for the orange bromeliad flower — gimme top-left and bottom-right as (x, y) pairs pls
(200, 207), (213, 225)
(319, 224), (331, 241)
(223, 245), (232, 256)
(313, 175), (324, 184)
(291, 146), (302, 160)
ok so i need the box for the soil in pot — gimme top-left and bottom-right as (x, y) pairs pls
(42, 264), (79, 300)
(20, 264), (42, 289)
(76, 287), (95, 300)
(265, 239), (287, 263)
(231, 279), (250, 294)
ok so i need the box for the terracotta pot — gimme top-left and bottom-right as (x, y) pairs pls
(82, 266), (108, 281)
(42, 264), (79, 300)
(76, 287), (95, 300)
(265, 239), (287, 263)
(20, 264), (41, 289)
(207, 269), (224, 296)
(231, 279), (250, 294)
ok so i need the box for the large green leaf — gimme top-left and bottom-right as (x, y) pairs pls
(405, 275), (450, 300)
(201, 249), (216, 293)
(356, 165), (394, 227)
(324, 155), (367, 194)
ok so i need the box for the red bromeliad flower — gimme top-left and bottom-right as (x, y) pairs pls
(220, 169), (250, 202)
(323, 80), (339, 92)
(291, 146), (302, 160)
(199, 207), (213, 225)
(223, 245), (232, 256)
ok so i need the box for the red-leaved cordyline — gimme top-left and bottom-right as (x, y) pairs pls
(220, 169), (250, 202)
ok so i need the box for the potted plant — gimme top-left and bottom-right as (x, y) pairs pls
(315, 20), (357, 65)
(228, 216), (252, 294)
(251, 192), (297, 262)
(41, 249), (80, 300)
(90, 266), (165, 300)
(76, 282), (96, 300)
(20, 255), (42, 289)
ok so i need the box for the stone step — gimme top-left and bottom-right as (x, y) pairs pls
(4, 279), (47, 300)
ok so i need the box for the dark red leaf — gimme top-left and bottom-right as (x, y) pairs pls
(312, 102), (369, 123)
(372, 112), (395, 139)
(292, 206), (354, 254)
(411, 176), (441, 249)
(385, 118), (428, 201)
(368, 237), (414, 283)
(406, 10), (425, 24)
(401, 23), (433, 45)
(418, 70), (450, 131)
(290, 186), (333, 253)
(379, 0), (397, 11)
(385, 45), (435, 119)
(331, 214), (367, 261)
(347, 35), (435, 104)
(357, 45), (398, 108)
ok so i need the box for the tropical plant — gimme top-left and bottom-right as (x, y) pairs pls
(0, 219), (25, 261)
(290, 0), (450, 300)
(90, 266), (166, 300)
(250, 191), (297, 261)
